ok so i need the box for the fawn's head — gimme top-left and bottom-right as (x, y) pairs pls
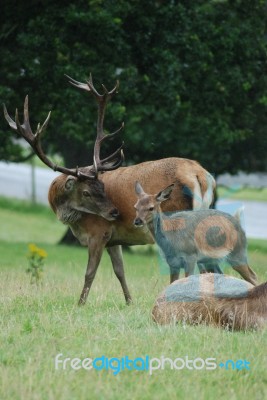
(133, 181), (174, 227)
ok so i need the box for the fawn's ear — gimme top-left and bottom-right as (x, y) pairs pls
(156, 184), (174, 203)
(135, 181), (146, 197)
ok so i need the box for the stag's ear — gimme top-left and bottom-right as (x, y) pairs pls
(65, 176), (76, 191)
(135, 181), (146, 196)
(156, 184), (174, 203)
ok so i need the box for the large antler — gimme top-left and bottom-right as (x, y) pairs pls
(3, 96), (96, 180)
(65, 74), (124, 175)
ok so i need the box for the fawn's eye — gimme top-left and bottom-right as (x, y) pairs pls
(149, 206), (154, 211)
(83, 190), (90, 197)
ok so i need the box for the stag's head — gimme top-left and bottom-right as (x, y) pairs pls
(4, 75), (124, 221)
(48, 174), (120, 223)
(133, 182), (174, 227)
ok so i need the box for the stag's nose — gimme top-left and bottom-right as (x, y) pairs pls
(110, 208), (120, 219)
(134, 217), (143, 227)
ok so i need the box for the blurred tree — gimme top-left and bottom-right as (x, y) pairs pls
(1, 0), (267, 176)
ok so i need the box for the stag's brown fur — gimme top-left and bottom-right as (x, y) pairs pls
(48, 157), (215, 304)
(49, 158), (214, 227)
(152, 274), (267, 331)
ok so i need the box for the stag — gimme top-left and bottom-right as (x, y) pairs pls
(152, 273), (266, 331)
(133, 182), (258, 285)
(4, 74), (217, 306)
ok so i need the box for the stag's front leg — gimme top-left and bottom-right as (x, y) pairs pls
(78, 236), (107, 305)
(107, 245), (132, 305)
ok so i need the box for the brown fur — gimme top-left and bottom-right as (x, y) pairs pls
(48, 157), (216, 304)
(102, 158), (215, 222)
(48, 175), (69, 214)
(152, 274), (267, 331)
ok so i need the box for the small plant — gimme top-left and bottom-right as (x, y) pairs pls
(26, 243), (47, 284)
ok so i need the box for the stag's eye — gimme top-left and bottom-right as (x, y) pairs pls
(149, 206), (154, 211)
(83, 190), (90, 197)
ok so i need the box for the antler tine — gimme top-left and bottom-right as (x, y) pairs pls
(85, 73), (105, 99)
(93, 143), (124, 173)
(4, 96), (34, 145)
(64, 74), (91, 92)
(101, 80), (119, 97)
(104, 151), (124, 171)
(66, 73), (124, 177)
(70, 73), (119, 101)
(111, 149), (124, 169)
(100, 143), (124, 165)
(4, 96), (97, 180)
(3, 104), (17, 130)
(98, 122), (124, 144)
(94, 148), (124, 174)
(23, 94), (30, 123)
(17, 95), (34, 141)
(36, 110), (52, 137)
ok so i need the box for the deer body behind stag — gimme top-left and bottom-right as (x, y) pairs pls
(5, 74), (216, 306)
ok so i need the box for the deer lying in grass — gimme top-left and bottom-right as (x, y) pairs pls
(152, 273), (267, 331)
(134, 182), (258, 285)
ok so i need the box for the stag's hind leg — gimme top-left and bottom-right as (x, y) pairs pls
(232, 264), (258, 286)
(107, 245), (132, 305)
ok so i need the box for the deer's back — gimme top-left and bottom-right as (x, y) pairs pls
(48, 157), (214, 247)
(102, 157), (214, 224)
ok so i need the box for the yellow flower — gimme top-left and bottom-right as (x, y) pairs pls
(37, 248), (47, 258)
(28, 243), (47, 258)
(26, 243), (47, 285)
(28, 243), (38, 254)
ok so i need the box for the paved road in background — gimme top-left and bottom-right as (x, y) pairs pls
(0, 161), (266, 239)
(216, 199), (267, 240)
(0, 161), (60, 204)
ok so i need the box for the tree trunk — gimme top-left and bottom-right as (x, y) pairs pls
(59, 228), (80, 246)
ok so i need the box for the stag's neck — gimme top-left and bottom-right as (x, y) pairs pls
(57, 205), (83, 224)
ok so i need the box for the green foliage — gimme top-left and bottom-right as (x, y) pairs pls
(1, 0), (267, 173)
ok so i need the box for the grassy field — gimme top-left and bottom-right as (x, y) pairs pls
(0, 197), (266, 400)
(218, 186), (267, 202)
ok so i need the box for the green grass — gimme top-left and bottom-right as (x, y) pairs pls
(218, 186), (267, 202)
(0, 196), (65, 243)
(0, 197), (267, 400)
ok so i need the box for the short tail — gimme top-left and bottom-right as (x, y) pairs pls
(193, 173), (216, 210)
